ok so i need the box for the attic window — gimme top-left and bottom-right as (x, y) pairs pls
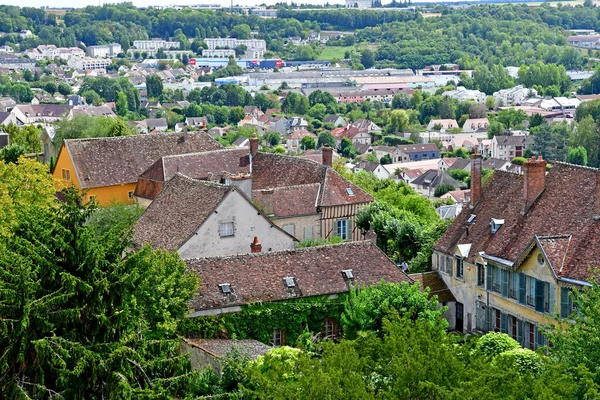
(346, 188), (354, 196)
(218, 283), (231, 294)
(283, 277), (296, 288)
(342, 269), (354, 280)
(467, 214), (476, 224)
(490, 218), (505, 234)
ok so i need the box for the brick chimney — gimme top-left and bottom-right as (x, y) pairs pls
(322, 144), (333, 167)
(523, 156), (546, 211)
(470, 149), (482, 207)
(250, 236), (262, 253)
(249, 133), (259, 157)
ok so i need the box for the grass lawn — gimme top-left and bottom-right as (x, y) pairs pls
(317, 46), (350, 61)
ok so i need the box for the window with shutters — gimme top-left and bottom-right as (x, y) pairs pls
(337, 219), (348, 240)
(494, 309), (501, 332)
(476, 263), (485, 287)
(510, 316), (517, 340)
(323, 318), (337, 339)
(527, 276), (536, 306)
(509, 272), (519, 299)
(62, 169), (71, 181)
(304, 225), (313, 240)
(560, 287), (574, 318)
(455, 256), (463, 279)
(446, 256), (453, 275)
(534, 279), (545, 313)
(283, 224), (295, 236)
(440, 255), (446, 274)
(500, 312), (508, 334)
(492, 266), (501, 293)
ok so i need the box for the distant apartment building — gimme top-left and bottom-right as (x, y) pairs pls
(346, 0), (373, 8)
(133, 39), (180, 51)
(204, 38), (266, 58)
(442, 86), (486, 104)
(202, 49), (236, 58)
(0, 57), (35, 70)
(67, 57), (111, 71)
(25, 45), (85, 61)
(86, 43), (122, 58)
(493, 85), (537, 106)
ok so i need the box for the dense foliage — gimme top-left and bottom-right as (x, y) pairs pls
(0, 162), (202, 398)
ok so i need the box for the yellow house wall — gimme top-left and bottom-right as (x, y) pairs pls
(52, 145), (137, 206)
(53, 144), (81, 190)
(482, 248), (560, 327)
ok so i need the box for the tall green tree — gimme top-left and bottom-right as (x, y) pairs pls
(146, 74), (164, 100)
(0, 187), (200, 398)
(116, 90), (128, 117)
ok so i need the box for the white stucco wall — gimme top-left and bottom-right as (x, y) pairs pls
(178, 191), (296, 258)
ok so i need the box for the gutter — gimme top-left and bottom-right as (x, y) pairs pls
(557, 277), (592, 287)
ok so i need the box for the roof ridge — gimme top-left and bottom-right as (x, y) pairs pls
(254, 182), (321, 191)
(186, 240), (373, 263)
(553, 161), (600, 172)
(161, 147), (247, 160)
(172, 172), (231, 190)
(536, 234), (573, 240)
(64, 131), (210, 144)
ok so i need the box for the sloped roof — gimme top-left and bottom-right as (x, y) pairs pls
(411, 169), (464, 189)
(133, 174), (232, 251)
(434, 163), (600, 281)
(448, 158), (471, 170)
(186, 241), (413, 311)
(63, 132), (222, 188)
(183, 339), (271, 360)
(484, 158), (509, 170)
(409, 271), (456, 303)
(253, 183), (320, 217)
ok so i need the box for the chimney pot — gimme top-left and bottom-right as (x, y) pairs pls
(249, 133), (259, 157)
(470, 150), (482, 207)
(250, 236), (262, 253)
(322, 144), (333, 167)
(523, 156), (546, 211)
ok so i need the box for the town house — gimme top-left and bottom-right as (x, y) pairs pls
(134, 140), (373, 242)
(133, 173), (296, 258)
(52, 132), (223, 205)
(431, 154), (600, 349)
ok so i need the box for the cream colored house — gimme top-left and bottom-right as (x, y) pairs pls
(432, 155), (596, 349)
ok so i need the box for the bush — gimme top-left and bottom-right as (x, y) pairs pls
(512, 157), (526, 166)
(434, 183), (455, 197)
(476, 332), (519, 357)
(494, 348), (544, 376)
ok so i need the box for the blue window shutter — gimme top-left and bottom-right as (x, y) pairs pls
(519, 273), (527, 305)
(535, 280), (545, 313)
(560, 287), (570, 318)
(486, 266), (493, 291)
(548, 283), (555, 314)
(501, 269), (509, 298)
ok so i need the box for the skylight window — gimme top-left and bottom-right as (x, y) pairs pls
(346, 188), (354, 196)
(490, 218), (505, 234)
(283, 277), (296, 288)
(342, 269), (354, 280)
(467, 214), (476, 224)
(218, 283), (231, 294)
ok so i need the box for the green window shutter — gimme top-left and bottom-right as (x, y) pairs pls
(548, 283), (555, 314)
(447, 257), (453, 276)
(347, 218), (353, 241)
(486, 266), (493, 291)
(501, 269), (509, 298)
(535, 279), (545, 313)
(518, 273), (527, 305)
(560, 287), (570, 318)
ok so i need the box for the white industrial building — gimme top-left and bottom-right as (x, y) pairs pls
(86, 43), (122, 58)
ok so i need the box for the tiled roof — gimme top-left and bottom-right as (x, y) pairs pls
(494, 135), (529, 146)
(186, 241), (413, 311)
(288, 129), (316, 140)
(411, 169), (464, 189)
(183, 339), (271, 360)
(434, 163), (600, 281)
(134, 174), (231, 250)
(483, 158), (509, 170)
(409, 271), (456, 303)
(136, 150), (373, 209)
(64, 132), (222, 189)
(253, 183), (320, 217)
(448, 158), (471, 170)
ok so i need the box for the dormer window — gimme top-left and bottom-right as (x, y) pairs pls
(490, 218), (504, 234)
(342, 269), (353, 280)
(218, 283), (231, 294)
(283, 277), (296, 288)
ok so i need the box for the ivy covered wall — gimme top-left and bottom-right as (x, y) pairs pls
(178, 294), (347, 345)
